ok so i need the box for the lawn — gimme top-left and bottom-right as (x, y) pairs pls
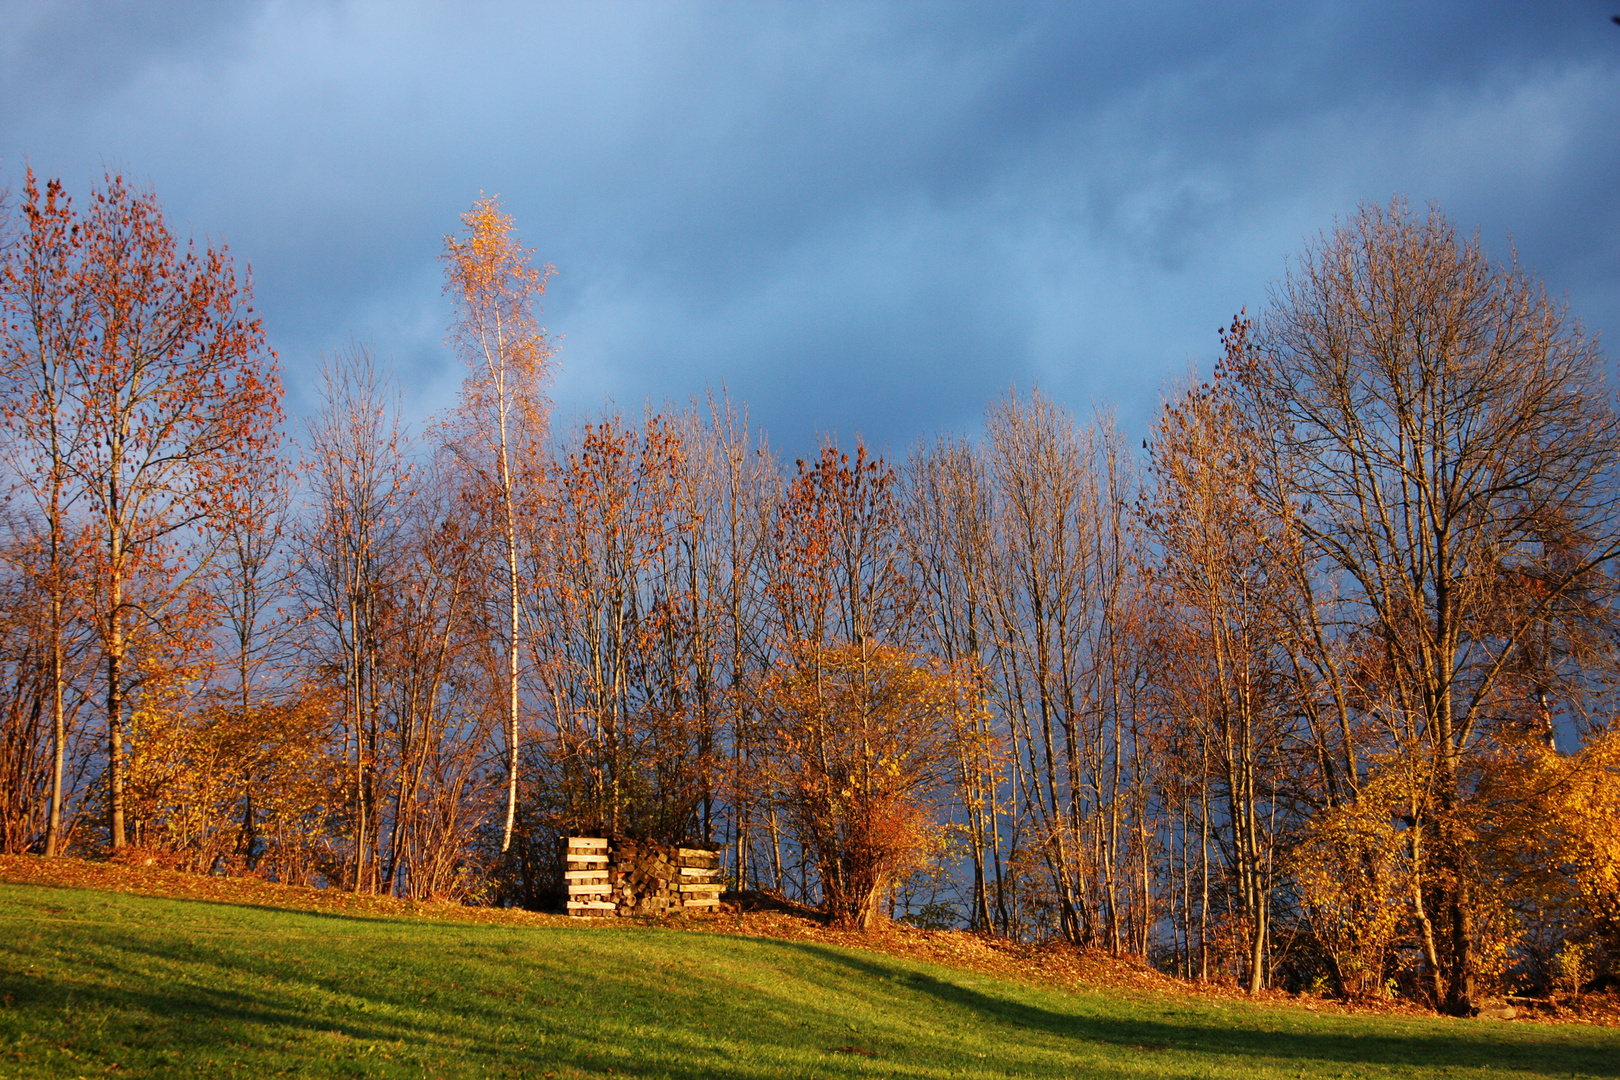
(0, 880), (1615, 1079)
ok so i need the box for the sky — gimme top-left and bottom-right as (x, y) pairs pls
(4, 0), (1619, 460)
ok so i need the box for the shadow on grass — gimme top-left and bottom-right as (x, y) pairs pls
(756, 939), (1620, 1079)
(6, 893), (1619, 1080)
(3, 956), (910, 1080)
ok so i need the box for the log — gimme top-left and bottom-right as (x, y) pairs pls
(561, 837), (727, 917)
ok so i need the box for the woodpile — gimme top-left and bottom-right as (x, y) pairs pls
(561, 836), (613, 915)
(561, 836), (721, 917)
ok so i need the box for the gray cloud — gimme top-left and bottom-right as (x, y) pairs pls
(4, 0), (1618, 458)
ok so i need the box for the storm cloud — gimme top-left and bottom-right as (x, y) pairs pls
(5, 0), (1618, 456)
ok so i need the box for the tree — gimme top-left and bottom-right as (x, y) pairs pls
(302, 344), (411, 891)
(669, 394), (778, 888)
(210, 446), (294, 715)
(902, 436), (1006, 932)
(1239, 197), (1620, 1011)
(0, 538), (96, 855)
(205, 445), (295, 868)
(68, 174), (282, 852)
(376, 456), (489, 899)
(982, 391), (1139, 947)
(442, 194), (555, 855)
(771, 441), (912, 651)
(1141, 327), (1299, 992)
(0, 171), (90, 856)
(758, 640), (976, 929)
(534, 412), (682, 838)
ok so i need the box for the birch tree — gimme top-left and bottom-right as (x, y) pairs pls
(442, 195), (555, 855)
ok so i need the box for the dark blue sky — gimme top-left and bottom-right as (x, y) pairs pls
(5, 1), (1619, 459)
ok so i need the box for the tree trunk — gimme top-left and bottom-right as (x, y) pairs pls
(107, 602), (126, 851)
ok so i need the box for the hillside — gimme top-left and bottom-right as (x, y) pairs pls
(1, 856), (1617, 1079)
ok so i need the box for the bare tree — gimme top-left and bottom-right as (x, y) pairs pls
(70, 175), (282, 851)
(378, 453), (489, 898)
(671, 394), (778, 886)
(301, 344), (411, 891)
(1239, 197), (1620, 1012)
(982, 390), (1102, 944)
(903, 437), (1007, 932)
(1142, 335), (1298, 992)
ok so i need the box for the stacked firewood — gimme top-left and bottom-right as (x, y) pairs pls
(561, 836), (722, 917)
(673, 844), (722, 911)
(562, 836), (614, 915)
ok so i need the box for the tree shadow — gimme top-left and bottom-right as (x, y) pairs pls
(750, 939), (1620, 1079)
(7, 902), (1617, 1080)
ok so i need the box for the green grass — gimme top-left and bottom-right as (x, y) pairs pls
(0, 884), (1615, 1079)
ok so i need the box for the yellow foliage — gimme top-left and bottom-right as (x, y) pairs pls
(1291, 773), (1410, 999)
(125, 685), (343, 881)
(1484, 727), (1620, 957)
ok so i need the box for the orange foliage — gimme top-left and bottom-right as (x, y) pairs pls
(71, 173), (283, 851)
(757, 640), (982, 929)
(441, 193), (555, 854)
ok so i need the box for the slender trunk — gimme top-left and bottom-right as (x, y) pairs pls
(501, 515), (519, 852)
(234, 613), (257, 867)
(37, 294), (71, 858)
(107, 593), (126, 850)
(1179, 797), (1192, 977)
(1135, 718), (1153, 957)
(44, 587), (65, 856)
(364, 591), (382, 893)
(1409, 818), (1446, 1007)
(1199, 772), (1210, 981)
(768, 803), (784, 892)
(350, 591), (367, 892)
(1105, 691), (1122, 955)
(386, 687), (413, 894)
(104, 426), (128, 852)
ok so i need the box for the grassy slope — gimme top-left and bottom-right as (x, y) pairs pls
(0, 882), (1616, 1080)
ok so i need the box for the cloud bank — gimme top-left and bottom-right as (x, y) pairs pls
(5, 0), (1618, 456)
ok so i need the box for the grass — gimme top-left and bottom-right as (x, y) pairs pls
(0, 882), (1617, 1079)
